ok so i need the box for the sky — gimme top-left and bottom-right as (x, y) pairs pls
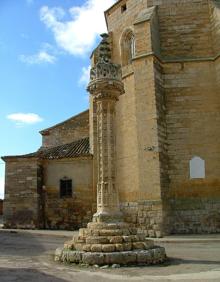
(0, 0), (116, 199)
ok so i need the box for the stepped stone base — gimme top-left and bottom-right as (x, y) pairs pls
(55, 247), (166, 266)
(55, 221), (167, 266)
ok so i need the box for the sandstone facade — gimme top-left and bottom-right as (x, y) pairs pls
(2, 0), (220, 235)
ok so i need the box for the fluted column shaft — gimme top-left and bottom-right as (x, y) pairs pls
(96, 97), (119, 217)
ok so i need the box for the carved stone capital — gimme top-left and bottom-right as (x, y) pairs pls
(87, 79), (124, 100)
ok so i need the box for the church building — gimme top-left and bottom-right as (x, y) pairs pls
(2, 0), (220, 236)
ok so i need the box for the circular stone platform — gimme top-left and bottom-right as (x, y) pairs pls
(55, 247), (166, 266)
(54, 222), (166, 266)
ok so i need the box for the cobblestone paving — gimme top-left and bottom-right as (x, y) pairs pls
(0, 231), (220, 282)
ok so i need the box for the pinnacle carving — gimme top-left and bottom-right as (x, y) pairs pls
(88, 34), (123, 89)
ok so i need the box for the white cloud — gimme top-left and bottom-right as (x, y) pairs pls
(7, 113), (43, 125)
(0, 177), (4, 199)
(79, 66), (91, 86)
(40, 0), (116, 56)
(19, 50), (56, 65)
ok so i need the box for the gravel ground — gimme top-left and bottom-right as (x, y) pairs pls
(0, 230), (220, 282)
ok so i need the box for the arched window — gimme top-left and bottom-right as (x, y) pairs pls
(121, 30), (135, 66)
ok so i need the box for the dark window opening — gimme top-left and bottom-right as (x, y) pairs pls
(121, 4), (127, 13)
(60, 179), (72, 198)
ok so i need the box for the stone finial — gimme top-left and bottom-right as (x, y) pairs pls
(88, 33), (123, 85)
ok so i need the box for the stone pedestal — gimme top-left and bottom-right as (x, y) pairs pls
(55, 34), (166, 266)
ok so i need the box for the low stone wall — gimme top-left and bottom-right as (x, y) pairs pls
(169, 198), (220, 234)
(120, 200), (164, 238)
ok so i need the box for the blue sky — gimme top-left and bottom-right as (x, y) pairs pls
(0, 0), (116, 198)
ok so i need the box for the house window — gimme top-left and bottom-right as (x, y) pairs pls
(121, 30), (135, 66)
(60, 178), (72, 198)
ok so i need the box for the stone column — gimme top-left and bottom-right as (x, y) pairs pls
(87, 34), (124, 223)
(55, 34), (166, 266)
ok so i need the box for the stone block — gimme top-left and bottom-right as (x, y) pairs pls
(66, 251), (82, 263)
(91, 244), (102, 252)
(148, 230), (156, 237)
(109, 236), (124, 244)
(123, 243), (132, 251)
(82, 252), (105, 265)
(104, 253), (124, 265)
(132, 242), (145, 250)
(123, 251), (137, 265)
(64, 240), (75, 250)
(82, 244), (91, 252)
(99, 229), (123, 236)
(102, 244), (116, 252)
(86, 236), (109, 244)
(54, 248), (63, 262)
(143, 240), (154, 249)
(122, 235), (132, 242)
(136, 250), (152, 264)
(115, 244), (124, 252)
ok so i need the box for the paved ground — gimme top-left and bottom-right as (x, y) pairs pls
(0, 229), (220, 282)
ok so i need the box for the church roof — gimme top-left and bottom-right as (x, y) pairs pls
(2, 137), (91, 161)
(39, 110), (89, 135)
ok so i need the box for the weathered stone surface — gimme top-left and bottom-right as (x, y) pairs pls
(136, 250), (152, 264)
(115, 244), (124, 252)
(90, 244), (102, 252)
(82, 252), (105, 265)
(132, 242), (145, 250)
(102, 244), (115, 253)
(64, 240), (75, 250)
(86, 236), (109, 245)
(54, 248), (63, 262)
(104, 253), (122, 265)
(143, 240), (154, 249)
(109, 236), (123, 244)
(82, 244), (91, 252)
(122, 236), (132, 242)
(123, 243), (132, 251)
(55, 248), (166, 266)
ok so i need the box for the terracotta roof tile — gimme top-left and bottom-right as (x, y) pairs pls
(2, 137), (91, 160)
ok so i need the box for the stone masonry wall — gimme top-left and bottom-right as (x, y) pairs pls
(169, 198), (220, 234)
(106, 0), (220, 234)
(164, 59), (220, 233)
(121, 200), (163, 238)
(41, 110), (89, 148)
(149, 0), (213, 59)
(209, 0), (220, 55)
(3, 158), (41, 228)
(43, 158), (95, 230)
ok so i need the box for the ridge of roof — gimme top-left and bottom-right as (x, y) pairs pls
(2, 137), (91, 161)
(40, 109), (89, 135)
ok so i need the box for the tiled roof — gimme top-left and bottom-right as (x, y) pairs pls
(2, 137), (91, 161)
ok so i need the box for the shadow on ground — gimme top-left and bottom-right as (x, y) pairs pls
(167, 257), (220, 266)
(0, 231), (63, 256)
(0, 268), (68, 282)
